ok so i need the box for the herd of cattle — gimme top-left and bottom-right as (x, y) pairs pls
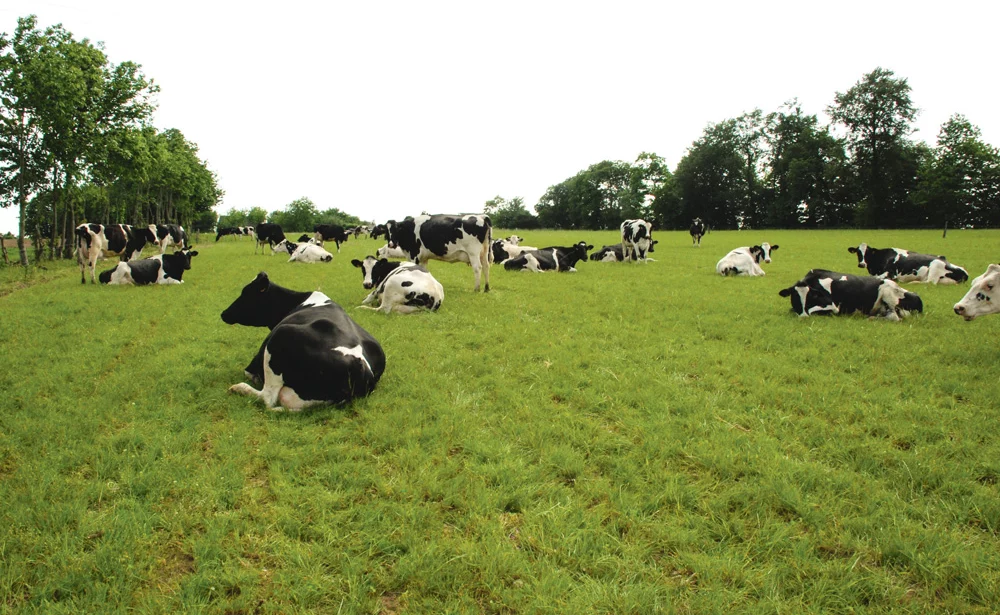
(73, 216), (999, 410)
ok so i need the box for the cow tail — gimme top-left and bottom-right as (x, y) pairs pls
(485, 218), (494, 265)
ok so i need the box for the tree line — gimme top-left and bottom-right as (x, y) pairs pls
(216, 197), (364, 234)
(489, 68), (1000, 231)
(0, 15), (222, 266)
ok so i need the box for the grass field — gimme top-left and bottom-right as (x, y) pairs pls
(1, 228), (999, 614)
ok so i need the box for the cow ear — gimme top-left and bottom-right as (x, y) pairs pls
(848, 247), (858, 254)
(351, 259), (363, 268)
(770, 245), (778, 251)
(189, 251), (199, 257)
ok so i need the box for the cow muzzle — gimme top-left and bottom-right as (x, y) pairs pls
(857, 262), (866, 268)
(363, 282), (374, 290)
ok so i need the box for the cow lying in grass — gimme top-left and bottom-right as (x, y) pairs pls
(717, 242), (778, 276)
(283, 241), (333, 263)
(954, 264), (1000, 321)
(779, 269), (923, 321)
(351, 256), (444, 313)
(848, 243), (968, 284)
(221, 272), (385, 410)
(98, 248), (199, 285)
(503, 242), (593, 272)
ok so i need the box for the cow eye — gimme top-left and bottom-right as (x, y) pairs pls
(987, 283), (995, 291)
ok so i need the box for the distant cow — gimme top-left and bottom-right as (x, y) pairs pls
(352, 225), (370, 239)
(589, 242), (659, 262)
(779, 269), (923, 321)
(284, 241), (334, 263)
(954, 264), (1000, 321)
(254, 223), (286, 254)
(216, 227), (239, 241)
(75, 223), (150, 284)
(385, 214), (493, 291)
(313, 224), (350, 252)
(145, 223), (188, 253)
(351, 256), (444, 313)
(716, 242), (779, 276)
(503, 241), (593, 272)
(621, 219), (654, 262)
(690, 218), (706, 246)
(848, 243), (968, 284)
(370, 224), (388, 240)
(99, 248), (199, 285)
(491, 238), (538, 264)
(220, 272), (386, 411)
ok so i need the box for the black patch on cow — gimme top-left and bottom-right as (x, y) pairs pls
(401, 280), (413, 287)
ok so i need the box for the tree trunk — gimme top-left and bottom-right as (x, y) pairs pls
(943, 219), (948, 238)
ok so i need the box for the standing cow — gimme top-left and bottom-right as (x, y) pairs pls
(385, 214), (493, 292)
(314, 224), (350, 252)
(621, 219), (654, 262)
(254, 223), (286, 254)
(690, 218), (706, 246)
(75, 223), (151, 284)
(146, 223), (188, 253)
(220, 272), (386, 411)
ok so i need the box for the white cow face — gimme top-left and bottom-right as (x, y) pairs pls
(848, 243), (869, 269)
(506, 235), (523, 245)
(954, 264), (1000, 321)
(351, 256), (380, 289)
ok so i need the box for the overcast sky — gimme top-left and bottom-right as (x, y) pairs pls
(2, 0), (998, 234)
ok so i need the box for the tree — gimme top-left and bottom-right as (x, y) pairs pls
(670, 121), (745, 229)
(269, 197), (319, 232)
(484, 195), (539, 229)
(828, 67), (919, 226)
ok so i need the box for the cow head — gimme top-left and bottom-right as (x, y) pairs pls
(848, 243), (869, 269)
(297, 234), (311, 243)
(384, 218), (416, 252)
(506, 235), (523, 245)
(954, 264), (1000, 321)
(871, 280), (923, 321)
(221, 272), (301, 329)
(352, 256), (405, 289)
(173, 248), (199, 269)
(750, 242), (778, 264)
(283, 241), (299, 255)
(568, 242), (594, 265)
(941, 263), (969, 285)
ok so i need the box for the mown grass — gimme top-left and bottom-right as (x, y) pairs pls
(1, 228), (999, 614)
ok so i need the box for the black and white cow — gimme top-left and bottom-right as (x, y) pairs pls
(491, 237), (538, 264)
(216, 227), (239, 241)
(375, 243), (409, 260)
(313, 224), (350, 252)
(352, 225), (370, 239)
(145, 224), (188, 253)
(75, 223), (150, 284)
(385, 214), (493, 291)
(779, 269), (923, 321)
(716, 242), (778, 276)
(370, 224), (388, 240)
(241, 226), (254, 239)
(98, 248), (199, 285)
(848, 243), (968, 284)
(503, 242), (593, 272)
(690, 218), (706, 246)
(351, 256), (444, 313)
(588, 241), (659, 262)
(254, 223), (286, 254)
(220, 272), (386, 411)
(621, 219), (654, 262)
(284, 241), (334, 263)
(954, 264), (1000, 321)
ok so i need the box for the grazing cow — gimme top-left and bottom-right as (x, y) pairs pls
(284, 241), (334, 263)
(588, 241), (660, 262)
(848, 243), (968, 284)
(375, 243), (409, 260)
(370, 224), (388, 240)
(241, 226), (255, 239)
(503, 241), (593, 272)
(779, 269), (923, 321)
(220, 272), (386, 411)
(690, 218), (706, 246)
(351, 256), (444, 313)
(491, 238), (538, 264)
(954, 264), (1000, 321)
(621, 219), (654, 262)
(98, 248), (199, 285)
(313, 224), (350, 252)
(352, 225), (370, 239)
(716, 242), (779, 276)
(216, 226), (239, 241)
(254, 223), (286, 254)
(75, 223), (150, 284)
(385, 214), (493, 291)
(145, 223), (188, 253)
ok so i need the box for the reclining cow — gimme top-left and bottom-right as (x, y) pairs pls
(954, 264), (1000, 321)
(503, 241), (593, 272)
(220, 272), (385, 410)
(351, 256), (444, 314)
(283, 241), (334, 263)
(716, 242), (778, 276)
(848, 243), (968, 284)
(75, 223), (151, 284)
(589, 242), (659, 262)
(779, 269), (923, 321)
(98, 248), (199, 285)
(491, 237), (538, 264)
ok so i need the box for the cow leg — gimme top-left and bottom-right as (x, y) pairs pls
(230, 349), (291, 411)
(480, 244), (490, 292)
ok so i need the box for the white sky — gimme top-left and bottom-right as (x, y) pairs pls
(2, 0), (998, 234)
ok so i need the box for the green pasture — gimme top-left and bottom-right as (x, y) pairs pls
(1, 228), (999, 614)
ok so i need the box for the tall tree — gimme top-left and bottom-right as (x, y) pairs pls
(828, 67), (919, 226)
